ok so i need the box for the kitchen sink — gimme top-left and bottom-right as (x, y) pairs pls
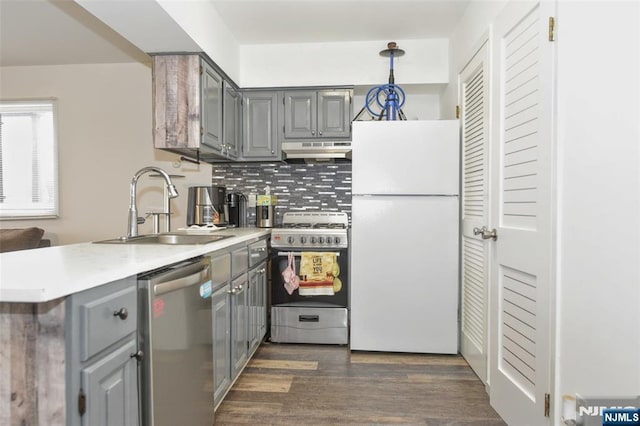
(94, 233), (231, 245)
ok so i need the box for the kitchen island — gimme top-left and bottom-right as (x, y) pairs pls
(0, 227), (270, 426)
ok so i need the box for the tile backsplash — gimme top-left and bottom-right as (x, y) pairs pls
(212, 162), (352, 226)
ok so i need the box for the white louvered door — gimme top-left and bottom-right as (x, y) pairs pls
(459, 40), (490, 385)
(489, 1), (555, 424)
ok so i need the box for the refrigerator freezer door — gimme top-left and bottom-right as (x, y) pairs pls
(350, 195), (459, 353)
(352, 120), (459, 195)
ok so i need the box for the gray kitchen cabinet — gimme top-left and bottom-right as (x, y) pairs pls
(80, 339), (139, 426)
(242, 91), (281, 161)
(283, 90), (316, 139)
(247, 267), (259, 354)
(247, 238), (269, 355)
(318, 90), (352, 138)
(202, 60), (223, 151)
(212, 284), (231, 406)
(223, 81), (242, 159)
(258, 260), (268, 340)
(209, 252), (232, 408)
(248, 260), (267, 355)
(209, 237), (269, 408)
(230, 274), (248, 379)
(283, 89), (352, 140)
(152, 54), (229, 161)
(66, 276), (139, 426)
(230, 246), (249, 380)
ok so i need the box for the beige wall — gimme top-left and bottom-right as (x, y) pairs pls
(0, 62), (213, 245)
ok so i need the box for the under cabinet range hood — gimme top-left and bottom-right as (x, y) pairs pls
(282, 141), (352, 161)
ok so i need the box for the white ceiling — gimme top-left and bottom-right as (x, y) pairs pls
(211, 0), (470, 44)
(0, 0), (470, 67)
(0, 0), (149, 67)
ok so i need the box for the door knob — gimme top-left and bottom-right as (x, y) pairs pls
(113, 307), (129, 320)
(473, 226), (498, 241)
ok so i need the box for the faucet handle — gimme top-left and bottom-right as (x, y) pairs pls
(137, 217), (145, 225)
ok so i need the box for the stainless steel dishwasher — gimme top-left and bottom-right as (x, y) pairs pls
(138, 257), (213, 426)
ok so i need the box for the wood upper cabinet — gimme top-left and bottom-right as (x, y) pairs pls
(242, 91), (281, 160)
(152, 54), (225, 158)
(283, 89), (352, 140)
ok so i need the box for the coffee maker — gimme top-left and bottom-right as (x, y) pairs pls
(226, 192), (247, 227)
(187, 186), (226, 226)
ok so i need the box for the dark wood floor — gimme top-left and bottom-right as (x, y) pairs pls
(215, 342), (506, 425)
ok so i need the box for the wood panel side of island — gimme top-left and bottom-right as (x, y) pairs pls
(0, 298), (66, 426)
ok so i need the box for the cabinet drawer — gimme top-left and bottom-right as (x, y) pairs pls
(270, 306), (348, 344)
(231, 247), (248, 278)
(248, 239), (268, 267)
(79, 285), (137, 361)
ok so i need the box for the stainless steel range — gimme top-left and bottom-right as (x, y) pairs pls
(270, 212), (349, 345)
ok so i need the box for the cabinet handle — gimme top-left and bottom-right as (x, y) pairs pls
(319, 131), (322, 136)
(271, 150), (275, 154)
(113, 307), (128, 320)
(130, 350), (144, 361)
(259, 268), (266, 274)
(227, 288), (237, 295)
(311, 131), (315, 136)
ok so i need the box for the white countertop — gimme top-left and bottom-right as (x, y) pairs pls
(0, 228), (271, 303)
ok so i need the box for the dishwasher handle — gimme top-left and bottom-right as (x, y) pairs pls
(153, 265), (210, 296)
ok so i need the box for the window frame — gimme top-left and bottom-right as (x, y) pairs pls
(0, 98), (59, 220)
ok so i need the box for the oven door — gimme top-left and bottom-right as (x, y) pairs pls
(270, 248), (349, 307)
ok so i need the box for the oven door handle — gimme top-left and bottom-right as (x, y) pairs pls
(277, 251), (341, 257)
(299, 315), (320, 322)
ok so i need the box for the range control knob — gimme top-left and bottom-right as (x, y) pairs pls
(300, 236), (307, 244)
(334, 236), (341, 245)
(318, 236), (325, 244)
(287, 236), (296, 244)
(310, 237), (317, 244)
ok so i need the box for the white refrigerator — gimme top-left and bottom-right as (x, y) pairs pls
(350, 120), (459, 354)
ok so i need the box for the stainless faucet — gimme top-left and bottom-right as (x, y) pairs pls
(127, 167), (179, 238)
